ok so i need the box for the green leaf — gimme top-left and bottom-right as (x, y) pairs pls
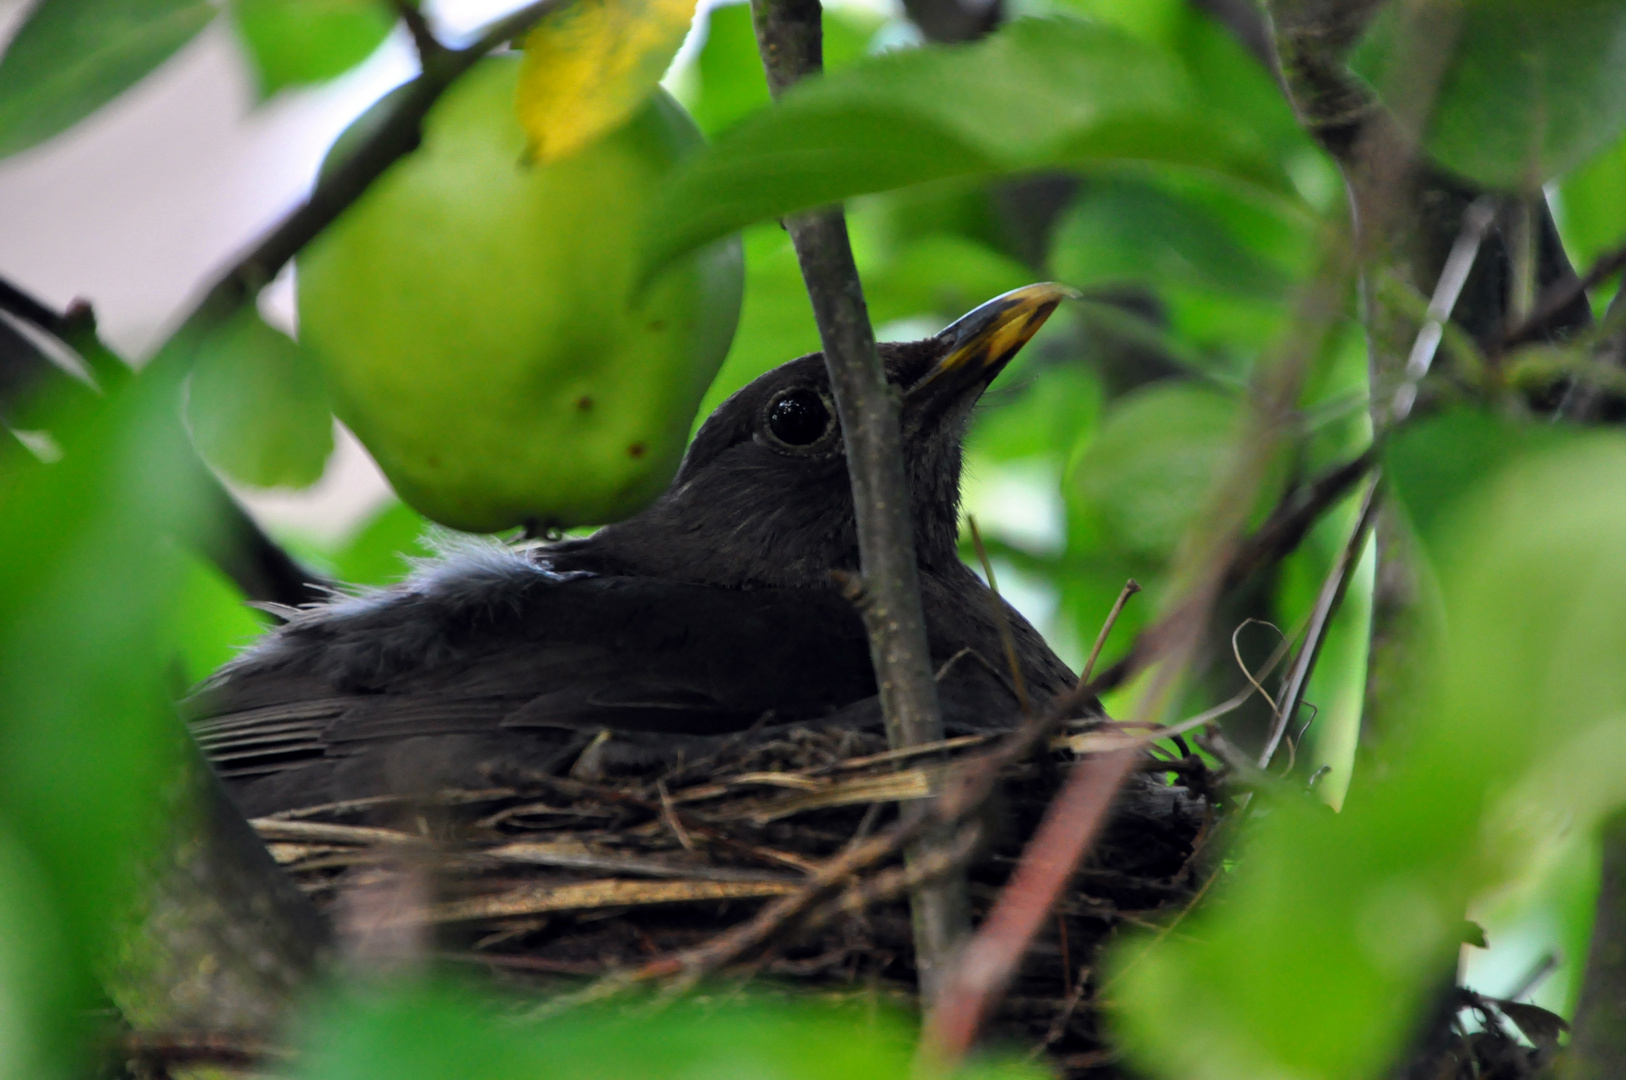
(230, 0), (395, 97)
(688, 2), (879, 135)
(1559, 131), (1626, 271)
(297, 983), (1045, 1080)
(1383, 408), (1566, 554)
(1049, 173), (1313, 357)
(331, 500), (433, 586)
(0, 0), (216, 159)
(0, 366), (212, 1068)
(687, 1), (769, 135)
(693, 223), (821, 421)
(160, 551), (269, 687)
(186, 309), (334, 489)
(1355, 0), (1626, 190)
(1067, 381), (1244, 560)
(1113, 430), (1626, 1080)
(642, 17), (1285, 277)
(0, 824), (79, 1080)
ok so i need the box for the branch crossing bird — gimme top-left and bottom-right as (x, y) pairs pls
(188, 285), (1086, 818)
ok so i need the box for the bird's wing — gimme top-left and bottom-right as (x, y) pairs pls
(187, 564), (879, 796)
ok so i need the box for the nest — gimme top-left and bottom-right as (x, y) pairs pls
(251, 719), (1215, 1077)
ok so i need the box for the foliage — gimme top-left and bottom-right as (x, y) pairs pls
(295, 983), (1043, 1080)
(4, 0), (1626, 1077)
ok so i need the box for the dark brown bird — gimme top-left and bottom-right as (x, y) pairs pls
(190, 285), (1079, 817)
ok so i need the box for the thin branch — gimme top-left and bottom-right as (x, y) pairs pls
(1223, 445), (1379, 590)
(0, 276), (327, 606)
(391, 0), (446, 63)
(1388, 197), (1495, 424)
(1258, 476), (1379, 769)
(121, 1032), (291, 1071)
(152, 0), (571, 370)
(1080, 579), (1140, 684)
(1503, 238), (1626, 349)
(748, 0), (963, 1004)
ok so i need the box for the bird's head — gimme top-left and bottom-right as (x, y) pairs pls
(575, 284), (1068, 588)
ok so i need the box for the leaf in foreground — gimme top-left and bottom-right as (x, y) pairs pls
(639, 16), (1287, 278)
(1112, 427), (1626, 1080)
(0, 0), (216, 159)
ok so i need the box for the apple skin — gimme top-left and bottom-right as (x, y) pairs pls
(298, 57), (743, 533)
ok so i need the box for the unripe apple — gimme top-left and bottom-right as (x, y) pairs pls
(298, 57), (743, 532)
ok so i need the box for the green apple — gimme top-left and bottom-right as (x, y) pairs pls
(298, 57), (743, 533)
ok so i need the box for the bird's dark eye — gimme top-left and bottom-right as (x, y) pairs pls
(766, 389), (832, 447)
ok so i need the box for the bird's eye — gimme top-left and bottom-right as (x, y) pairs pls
(766, 389), (833, 447)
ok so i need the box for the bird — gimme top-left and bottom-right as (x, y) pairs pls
(188, 284), (1083, 819)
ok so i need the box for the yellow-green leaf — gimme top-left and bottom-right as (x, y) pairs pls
(517, 0), (698, 163)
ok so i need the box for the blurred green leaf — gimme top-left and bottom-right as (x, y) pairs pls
(1113, 431), (1626, 1080)
(1061, 0), (1313, 165)
(642, 17), (1286, 277)
(864, 232), (1036, 330)
(1067, 381), (1244, 560)
(695, 222), (820, 419)
(0, 824), (79, 1080)
(688, 1), (768, 134)
(0, 367), (211, 1069)
(0, 0), (216, 159)
(161, 549), (269, 687)
(230, 0), (395, 97)
(1050, 173), (1314, 360)
(967, 362), (1103, 465)
(186, 308), (335, 489)
(688, 2), (878, 136)
(1558, 131), (1626, 272)
(331, 500), (433, 585)
(1383, 408), (1566, 554)
(1355, 0), (1626, 190)
(298, 983), (1044, 1080)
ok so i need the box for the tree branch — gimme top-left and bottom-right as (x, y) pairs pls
(1504, 240), (1626, 350)
(1563, 810), (1626, 1079)
(153, 0), (571, 369)
(0, 278), (327, 607)
(748, 0), (967, 1005)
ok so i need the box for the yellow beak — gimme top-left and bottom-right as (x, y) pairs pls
(907, 282), (1076, 398)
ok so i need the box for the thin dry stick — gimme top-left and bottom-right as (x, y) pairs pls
(967, 515), (1031, 714)
(1388, 197), (1494, 424)
(1258, 477), (1381, 770)
(1504, 237), (1626, 348)
(747, 0), (963, 1003)
(1081, 580), (1142, 684)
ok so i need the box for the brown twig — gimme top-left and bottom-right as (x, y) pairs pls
(748, 0), (963, 1003)
(1223, 446), (1379, 591)
(148, 0), (573, 374)
(1258, 476), (1380, 769)
(121, 1032), (291, 1072)
(1080, 579), (1141, 684)
(391, 0), (446, 62)
(1503, 239), (1626, 349)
